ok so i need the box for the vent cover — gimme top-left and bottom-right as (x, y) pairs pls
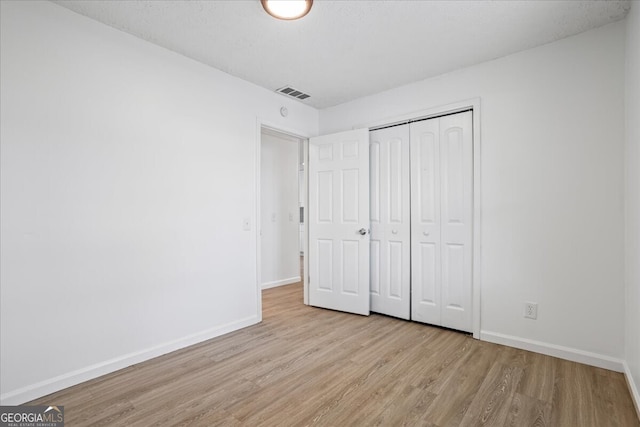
(276, 86), (311, 100)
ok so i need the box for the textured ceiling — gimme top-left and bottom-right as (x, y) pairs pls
(52, 0), (630, 109)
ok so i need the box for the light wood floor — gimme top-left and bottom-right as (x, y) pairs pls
(31, 282), (639, 426)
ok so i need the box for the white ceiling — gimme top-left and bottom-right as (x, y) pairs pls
(53, 0), (630, 109)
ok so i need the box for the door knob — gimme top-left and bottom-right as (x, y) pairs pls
(423, 231), (430, 236)
(391, 230), (398, 235)
(358, 228), (368, 235)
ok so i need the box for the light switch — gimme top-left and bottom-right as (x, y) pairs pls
(242, 218), (251, 231)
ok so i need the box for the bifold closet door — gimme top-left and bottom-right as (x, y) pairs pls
(410, 111), (473, 332)
(369, 125), (410, 320)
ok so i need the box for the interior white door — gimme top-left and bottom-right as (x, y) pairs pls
(439, 112), (473, 331)
(410, 111), (473, 332)
(369, 125), (411, 319)
(410, 117), (442, 326)
(308, 128), (370, 315)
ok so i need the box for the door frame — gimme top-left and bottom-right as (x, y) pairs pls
(255, 119), (310, 322)
(357, 98), (482, 339)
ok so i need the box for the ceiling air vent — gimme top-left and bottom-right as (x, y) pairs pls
(276, 86), (310, 101)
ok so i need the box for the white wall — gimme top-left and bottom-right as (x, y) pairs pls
(260, 131), (300, 288)
(625, 1), (640, 412)
(0, 1), (318, 404)
(321, 22), (626, 367)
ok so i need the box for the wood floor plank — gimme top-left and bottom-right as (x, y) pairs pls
(592, 367), (640, 426)
(551, 359), (597, 426)
(421, 341), (495, 426)
(240, 359), (363, 426)
(413, 332), (477, 392)
(25, 281), (639, 426)
(504, 392), (552, 427)
(516, 351), (557, 403)
(459, 362), (524, 426)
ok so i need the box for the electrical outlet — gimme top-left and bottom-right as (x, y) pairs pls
(524, 302), (538, 320)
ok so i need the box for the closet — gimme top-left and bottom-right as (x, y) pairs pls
(369, 110), (473, 333)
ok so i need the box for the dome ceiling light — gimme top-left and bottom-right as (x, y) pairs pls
(261, 0), (313, 20)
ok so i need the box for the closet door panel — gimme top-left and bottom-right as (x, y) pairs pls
(388, 240), (403, 298)
(370, 239), (381, 296)
(410, 118), (442, 324)
(388, 137), (404, 223)
(369, 125), (410, 320)
(440, 111), (473, 332)
(414, 241), (440, 324)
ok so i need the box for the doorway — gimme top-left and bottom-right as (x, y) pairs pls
(258, 126), (307, 310)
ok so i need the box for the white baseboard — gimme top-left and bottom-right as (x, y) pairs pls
(0, 315), (259, 406)
(623, 361), (640, 420)
(262, 276), (300, 289)
(480, 330), (625, 372)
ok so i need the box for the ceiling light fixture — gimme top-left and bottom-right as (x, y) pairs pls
(261, 0), (313, 20)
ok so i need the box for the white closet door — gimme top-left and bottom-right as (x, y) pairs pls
(439, 112), (473, 332)
(369, 125), (410, 320)
(308, 129), (370, 316)
(410, 111), (473, 332)
(410, 118), (442, 325)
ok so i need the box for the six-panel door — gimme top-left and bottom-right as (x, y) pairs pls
(308, 129), (371, 316)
